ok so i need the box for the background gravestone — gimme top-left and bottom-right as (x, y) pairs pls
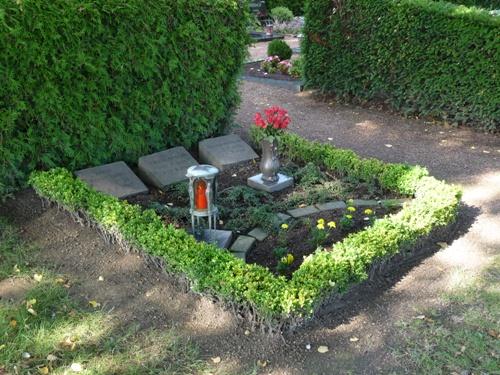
(198, 134), (258, 170)
(75, 161), (148, 199)
(138, 147), (198, 189)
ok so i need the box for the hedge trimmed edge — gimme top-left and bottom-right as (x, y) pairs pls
(29, 133), (461, 330)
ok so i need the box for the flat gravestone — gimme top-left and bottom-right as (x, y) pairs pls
(75, 161), (148, 199)
(199, 134), (258, 171)
(138, 147), (198, 189)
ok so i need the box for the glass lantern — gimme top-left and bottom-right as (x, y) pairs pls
(186, 165), (220, 242)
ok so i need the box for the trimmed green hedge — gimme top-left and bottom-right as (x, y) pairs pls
(0, 0), (248, 197)
(29, 133), (461, 326)
(303, 0), (500, 131)
(266, 0), (305, 15)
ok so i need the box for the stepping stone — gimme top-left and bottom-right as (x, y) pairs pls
(315, 201), (347, 212)
(230, 235), (256, 259)
(138, 147), (198, 189)
(75, 161), (148, 199)
(199, 134), (258, 171)
(287, 205), (319, 218)
(351, 199), (380, 207)
(275, 213), (291, 224)
(380, 198), (411, 207)
(248, 227), (268, 242)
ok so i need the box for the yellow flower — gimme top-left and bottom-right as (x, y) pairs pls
(347, 199), (354, 204)
(327, 221), (336, 229)
(316, 223), (325, 230)
(346, 214), (353, 220)
(281, 223), (289, 230)
(317, 218), (325, 225)
(347, 206), (356, 212)
(364, 208), (373, 215)
(281, 253), (294, 265)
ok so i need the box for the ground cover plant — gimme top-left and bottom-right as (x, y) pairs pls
(29, 133), (461, 330)
(129, 159), (403, 276)
(0, 0), (249, 198)
(303, 0), (500, 131)
(0, 218), (207, 374)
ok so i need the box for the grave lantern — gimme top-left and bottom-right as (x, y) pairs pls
(186, 165), (219, 242)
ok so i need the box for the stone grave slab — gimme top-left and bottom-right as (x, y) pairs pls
(138, 147), (198, 189)
(287, 205), (319, 218)
(199, 134), (258, 171)
(248, 227), (269, 242)
(230, 235), (256, 261)
(75, 161), (148, 199)
(352, 199), (380, 207)
(197, 229), (233, 249)
(315, 201), (347, 212)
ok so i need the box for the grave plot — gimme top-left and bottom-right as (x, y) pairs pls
(128, 158), (406, 276)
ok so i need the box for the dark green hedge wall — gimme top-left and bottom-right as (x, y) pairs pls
(0, 0), (248, 196)
(303, 0), (500, 131)
(266, 0), (306, 15)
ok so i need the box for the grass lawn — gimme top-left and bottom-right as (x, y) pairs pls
(395, 256), (500, 374)
(0, 218), (208, 375)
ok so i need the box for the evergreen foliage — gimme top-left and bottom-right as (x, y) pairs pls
(0, 0), (249, 197)
(266, 0), (306, 15)
(267, 39), (293, 60)
(303, 0), (500, 130)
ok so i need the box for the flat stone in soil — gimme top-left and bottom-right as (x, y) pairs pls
(230, 235), (256, 256)
(248, 227), (269, 242)
(287, 205), (319, 218)
(75, 161), (148, 199)
(198, 134), (258, 171)
(352, 199), (380, 207)
(315, 201), (347, 212)
(276, 213), (291, 223)
(138, 147), (198, 189)
(247, 173), (294, 193)
(193, 229), (233, 249)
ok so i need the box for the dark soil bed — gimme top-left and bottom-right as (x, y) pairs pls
(128, 159), (404, 276)
(243, 61), (299, 82)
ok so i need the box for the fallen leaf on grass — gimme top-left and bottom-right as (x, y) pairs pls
(98, 276), (104, 281)
(349, 337), (359, 342)
(27, 308), (37, 316)
(38, 366), (49, 374)
(0, 344), (5, 350)
(487, 329), (499, 339)
(70, 363), (83, 372)
(436, 242), (448, 249)
(88, 300), (101, 308)
(9, 319), (17, 328)
(317, 346), (329, 353)
(211, 357), (221, 364)
(384, 144), (393, 148)
(47, 354), (58, 362)
(60, 336), (77, 351)
(22, 352), (31, 359)
(13, 264), (20, 273)
(415, 315), (426, 320)
(34, 273), (43, 282)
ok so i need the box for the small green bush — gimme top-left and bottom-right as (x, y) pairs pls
(271, 6), (295, 22)
(0, 0), (249, 197)
(303, 0), (500, 131)
(266, 0), (305, 15)
(30, 133), (461, 326)
(445, 0), (499, 9)
(267, 39), (293, 60)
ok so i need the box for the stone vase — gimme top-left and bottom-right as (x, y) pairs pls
(260, 138), (280, 183)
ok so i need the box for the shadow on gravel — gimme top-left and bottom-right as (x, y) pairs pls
(299, 203), (480, 332)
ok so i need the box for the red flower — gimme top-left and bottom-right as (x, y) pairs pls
(254, 112), (267, 129)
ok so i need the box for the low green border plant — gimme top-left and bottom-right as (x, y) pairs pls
(29, 133), (461, 330)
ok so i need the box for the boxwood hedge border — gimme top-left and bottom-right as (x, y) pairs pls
(29, 133), (461, 332)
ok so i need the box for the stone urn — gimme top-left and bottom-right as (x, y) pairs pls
(260, 138), (280, 183)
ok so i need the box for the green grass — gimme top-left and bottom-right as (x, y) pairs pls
(395, 257), (500, 374)
(0, 218), (208, 375)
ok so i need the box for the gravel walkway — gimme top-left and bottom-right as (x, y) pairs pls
(1, 79), (498, 374)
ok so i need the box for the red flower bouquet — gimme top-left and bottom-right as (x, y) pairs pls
(253, 106), (291, 141)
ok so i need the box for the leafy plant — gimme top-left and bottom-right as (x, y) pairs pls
(271, 6), (294, 22)
(260, 55), (281, 74)
(289, 56), (303, 78)
(309, 218), (336, 248)
(267, 39), (293, 60)
(266, 0), (306, 15)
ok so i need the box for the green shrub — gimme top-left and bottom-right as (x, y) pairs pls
(271, 6), (295, 22)
(267, 39), (293, 60)
(303, 0), (500, 131)
(0, 0), (249, 197)
(266, 0), (305, 15)
(30, 133), (461, 326)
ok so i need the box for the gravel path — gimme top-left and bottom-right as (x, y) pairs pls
(1, 80), (499, 374)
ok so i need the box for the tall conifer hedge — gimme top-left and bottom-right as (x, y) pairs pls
(0, 0), (248, 196)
